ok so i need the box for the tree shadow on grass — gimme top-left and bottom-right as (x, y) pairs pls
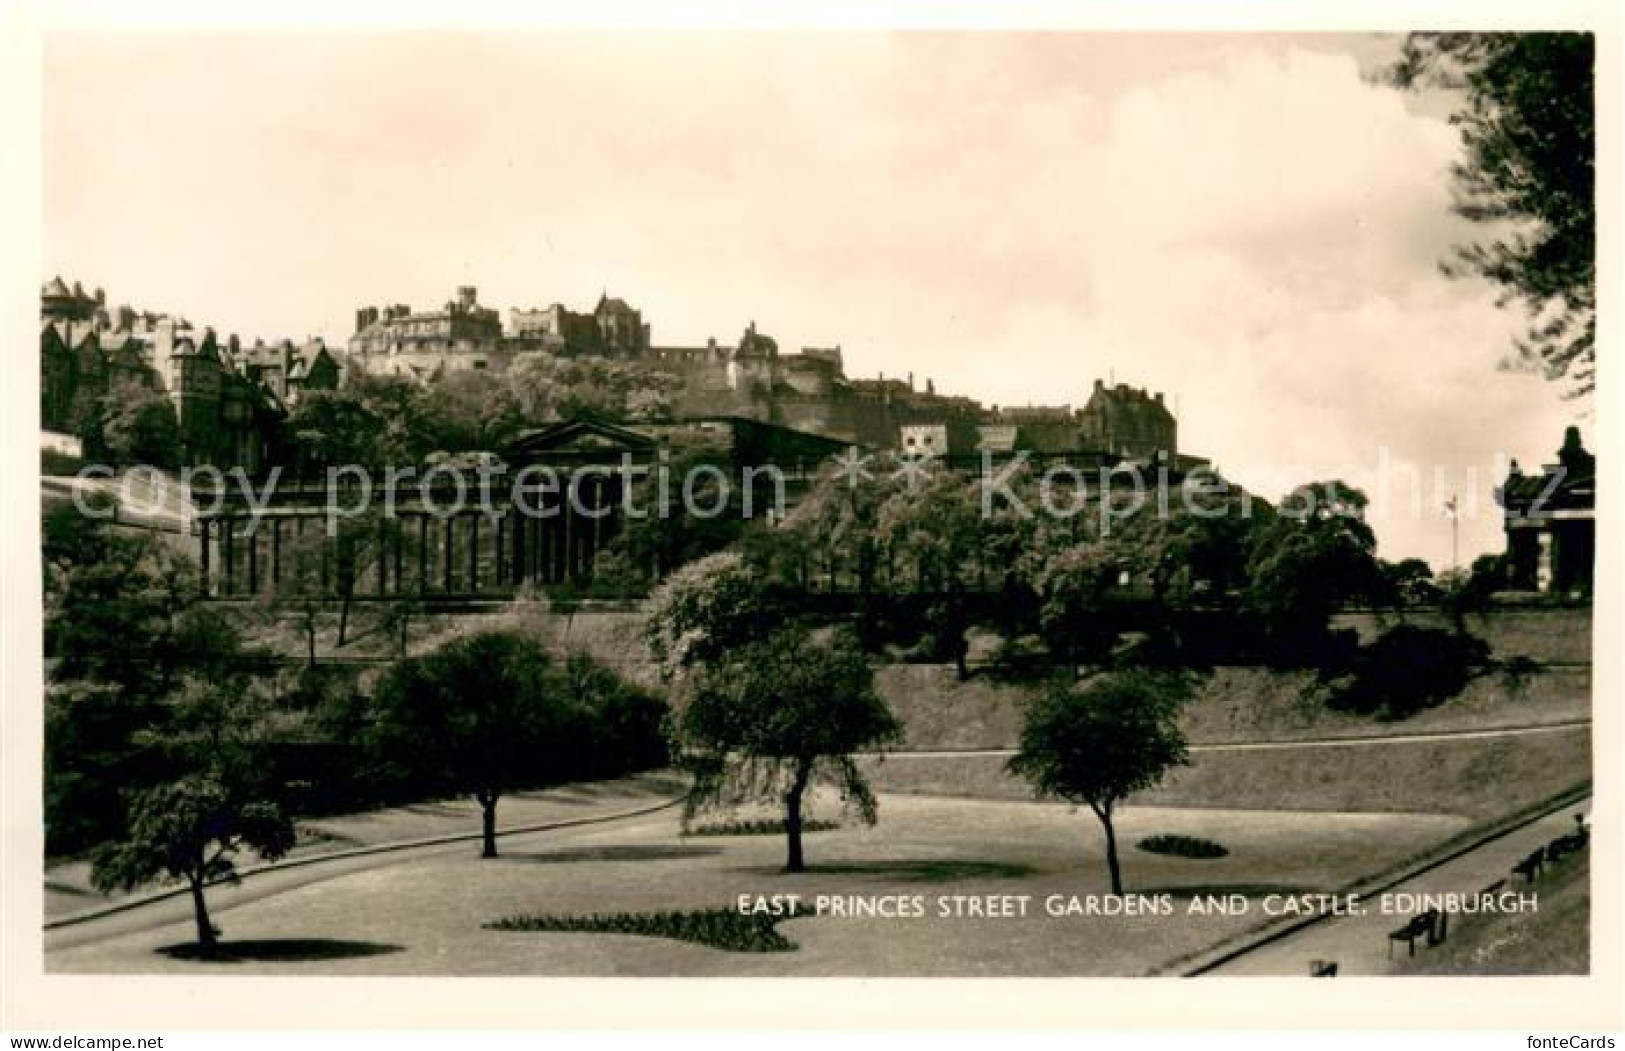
(496, 844), (724, 864)
(156, 939), (404, 963)
(738, 859), (1036, 882)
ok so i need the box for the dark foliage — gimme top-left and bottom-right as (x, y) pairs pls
(487, 906), (806, 953)
(1329, 624), (1491, 720)
(682, 817), (841, 837)
(1390, 33), (1595, 395)
(1137, 833), (1229, 859)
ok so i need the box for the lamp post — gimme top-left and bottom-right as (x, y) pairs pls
(1443, 494), (1459, 575)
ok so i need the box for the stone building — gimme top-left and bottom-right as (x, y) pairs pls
(507, 293), (651, 357)
(1498, 426), (1596, 594)
(342, 282), (1190, 471)
(348, 286), (508, 378)
(40, 278), (339, 472)
(191, 413), (852, 598)
(1077, 380), (1177, 462)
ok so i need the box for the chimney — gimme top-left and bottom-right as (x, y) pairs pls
(1093, 378), (1104, 392)
(1154, 392), (1164, 405)
(457, 286), (477, 311)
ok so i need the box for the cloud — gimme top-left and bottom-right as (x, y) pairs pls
(43, 32), (1584, 567)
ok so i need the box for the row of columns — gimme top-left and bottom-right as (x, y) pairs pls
(197, 477), (623, 598)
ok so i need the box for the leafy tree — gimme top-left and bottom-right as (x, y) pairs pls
(1330, 625), (1490, 720)
(606, 444), (753, 586)
(329, 509), (403, 648)
(99, 381), (181, 469)
(419, 370), (526, 452)
(262, 520), (332, 670)
(91, 774), (295, 952)
(1379, 557), (1441, 608)
(1389, 33), (1595, 395)
(90, 669), (292, 952)
(1438, 552), (1508, 634)
(776, 452), (900, 595)
(1007, 671), (1191, 894)
(368, 630), (574, 858)
(553, 651), (671, 778)
(680, 629), (900, 872)
(875, 467), (986, 676)
(286, 389), (387, 474)
(1244, 481), (1384, 660)
(644, 550), (781, 674)
(505, 352), (683, 425)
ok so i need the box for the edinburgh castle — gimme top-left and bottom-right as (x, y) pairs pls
(42, 278), (1185, 472)
(340, 284), (1183, 465)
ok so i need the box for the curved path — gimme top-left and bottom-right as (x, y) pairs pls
(45, 793), (683, 953)
(880, 718), (1592, 758)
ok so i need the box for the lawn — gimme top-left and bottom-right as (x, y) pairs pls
(47, 793), (1470, 976)
(862, 725), (1592, 820)
(875, 664), (1591, 752)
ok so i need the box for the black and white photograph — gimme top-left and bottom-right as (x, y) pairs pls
(3, 4), (1620, 1035)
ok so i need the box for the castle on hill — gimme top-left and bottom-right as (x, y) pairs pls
(343, 285), (1183, 465)
(41, 276), (1185, 472)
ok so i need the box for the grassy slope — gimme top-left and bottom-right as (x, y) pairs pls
(1399, 852), (1589, 975)
(862, 727), (1592, 820)
(875, 664), (1591, 751)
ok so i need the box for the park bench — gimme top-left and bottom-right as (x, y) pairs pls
(1545, 831), (1588, 862)
(1387, 909), (1440, 958)
(1512, 848), (1545, 884)
(1309, 959), (1338, 977)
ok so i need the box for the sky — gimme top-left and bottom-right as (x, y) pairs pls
(42, 31), (1589, 569)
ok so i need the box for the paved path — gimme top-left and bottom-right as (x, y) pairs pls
(45, 772), (686, 923)
(1198, 799), (1590, 976)
(881, 719), (1593, 759)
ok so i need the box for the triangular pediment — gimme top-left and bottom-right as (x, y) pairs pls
(507, 416), (659, 457)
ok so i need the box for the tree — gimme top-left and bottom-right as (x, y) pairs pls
(680, 629), (901, 872)
(1007, 671), (1192, 894)
(1244, 480), (1384, 660)
(1379, 557), (1441, 608)
(90, 670), (292, 953)
(644, 550), (782, 674)
(419, 370), (526, 453)
(285, 389), (387, 475)
(263, 520), (332, 670)
(44, 502), (263, 856)
(367, 630), (572, 858)
(329, 509), (402, 648)
(875, 468), (986, 677)
(1389, 33), (1595, 395)
(1438, 552), (1508, 634)
(91, 774), (294, 952)
(99, 382), (181, 470)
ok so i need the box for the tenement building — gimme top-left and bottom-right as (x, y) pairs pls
(39, 278), (342, 472)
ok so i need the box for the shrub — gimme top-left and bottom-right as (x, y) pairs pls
(1500, 653), (1543, 694)
(1329, 624), (1490, 720)
(41, 447), (84, 476)
(683, 818), (840, 837)
(1137, 833), (1229, 859)
(486, 907), (804, 952)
